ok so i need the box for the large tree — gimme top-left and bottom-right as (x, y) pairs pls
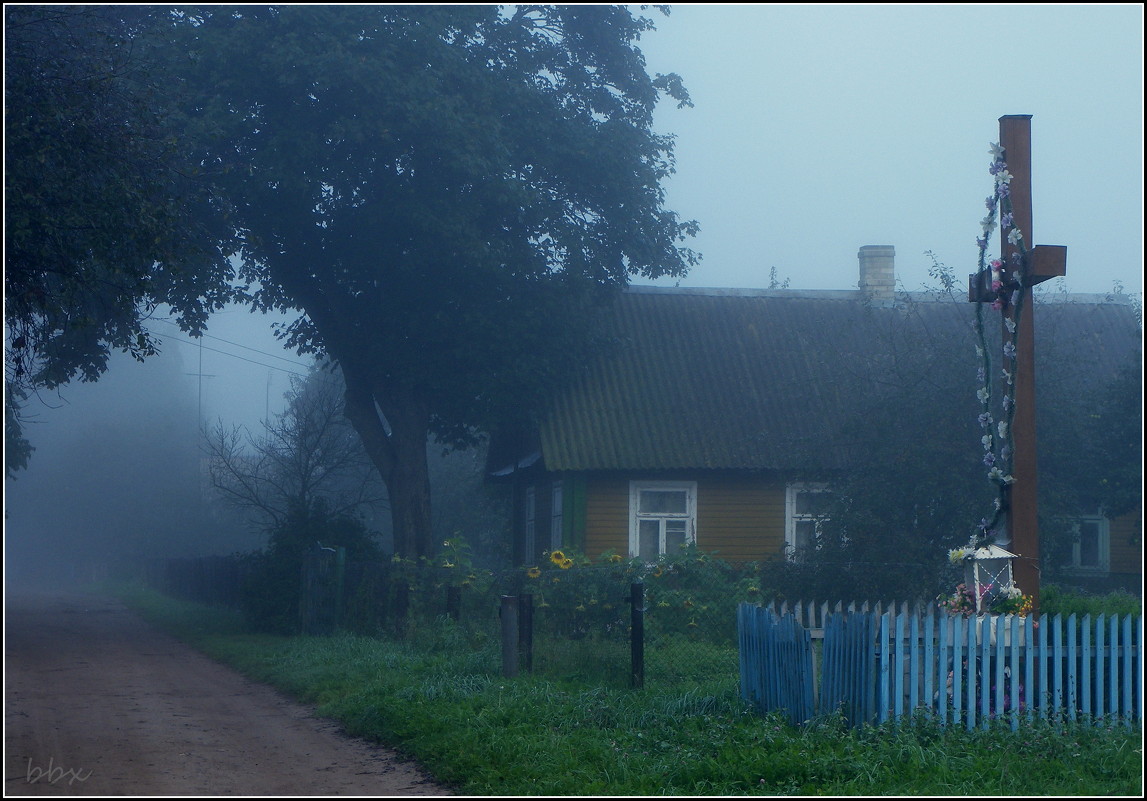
(4, 6), (236, 474)
(169, 6), (698, 558)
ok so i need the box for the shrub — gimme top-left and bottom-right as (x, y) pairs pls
(1039, 584), (1141, 618)
(240, 505), (382, 633)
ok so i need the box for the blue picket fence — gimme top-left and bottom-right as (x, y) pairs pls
(738, 600), (1142, 730)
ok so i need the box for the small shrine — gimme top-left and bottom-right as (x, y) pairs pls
(964, 544), (1018, 615)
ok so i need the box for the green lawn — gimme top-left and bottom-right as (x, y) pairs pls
(118, 585), (1143, 796)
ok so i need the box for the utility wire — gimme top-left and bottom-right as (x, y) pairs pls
(146, 317), (311, 369)
(146, 327), (310, 377)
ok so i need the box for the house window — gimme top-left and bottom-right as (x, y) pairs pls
(785, 483), (832, 560)
(629, 481), (696, 560)
(550, 481), (564, 551)
(1069, 516), (1110, 572)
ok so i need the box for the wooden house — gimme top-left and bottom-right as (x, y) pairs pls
(487, 246), (1142, 591)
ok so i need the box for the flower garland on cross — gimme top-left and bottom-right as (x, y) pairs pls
(940, 141), (1034, 617)
(969, 140), (1031, 550)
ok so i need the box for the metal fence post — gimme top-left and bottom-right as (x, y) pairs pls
(335, 546), (346, 629)
(501, 595), (519, 677)
(446, 585), (461, 621)
(519, 593), (534, 673)
(631, 580), (644, 689)
(394, 578), (410, 639)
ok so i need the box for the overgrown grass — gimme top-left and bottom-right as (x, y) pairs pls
(117, 584), (1143, 796)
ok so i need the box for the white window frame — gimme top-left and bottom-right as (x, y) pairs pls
(628, 480), (697, 560)
(785, 483), (832, 561)
(1068, 515), (1110, 572)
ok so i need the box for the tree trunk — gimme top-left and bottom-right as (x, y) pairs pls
(386, 419), (434, 560)
(342, 372), (434, 560)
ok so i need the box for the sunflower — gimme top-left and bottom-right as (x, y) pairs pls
(550, 550), (567, 565)
(560, 558), (574, 569)
(526, 566), (542, 579)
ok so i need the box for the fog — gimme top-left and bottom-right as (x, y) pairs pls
(635, 5), (1143, 297)
(3, 303), (506, 588)
(4, 339), (264, 591)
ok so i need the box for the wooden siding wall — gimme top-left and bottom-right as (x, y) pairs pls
(697, 477), (786, 562)
(584, 477), (629, 559)
(581, 475), (787, 562)
(1109, 510), (1142, 576)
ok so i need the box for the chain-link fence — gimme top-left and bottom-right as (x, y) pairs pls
(149, 547), (768, 691)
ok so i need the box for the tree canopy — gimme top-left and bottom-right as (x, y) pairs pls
(4, 6), (236, 474)
(170, 5), (698, 557)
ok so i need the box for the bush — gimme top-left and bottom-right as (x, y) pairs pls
(240, 505), (382, 633)
(1039, 584), (1141, 618)
(514, 544), (761, 648)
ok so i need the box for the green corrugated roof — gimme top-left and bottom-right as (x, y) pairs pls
(536, 287), (1140, 473)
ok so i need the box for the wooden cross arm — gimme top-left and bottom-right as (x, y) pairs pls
(967, 244), (1068, 302)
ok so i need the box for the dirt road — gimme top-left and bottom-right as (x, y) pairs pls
(4, 590), (451, 796)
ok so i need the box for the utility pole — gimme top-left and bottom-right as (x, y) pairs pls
(185, 336), (215, 426)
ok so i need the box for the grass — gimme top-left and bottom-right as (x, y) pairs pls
(116, 583), (1143, 796)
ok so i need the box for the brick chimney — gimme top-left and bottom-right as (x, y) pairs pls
(858, 245), (895, 302)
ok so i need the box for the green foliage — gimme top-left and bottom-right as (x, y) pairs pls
(1039, 584), (1141, 618)
(1031, 301), (1141, 581)
(428, 446), (512, 568)
(763, 284), (991, 602)
(4, 6), (236, 472)
(1084, 359), (1143, 518)
(164, 5), (698, 558)
(239, 504), (382, 633)
(642, 545), (760, 645)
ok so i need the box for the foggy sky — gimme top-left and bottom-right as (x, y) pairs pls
(636, 4), (1143, 296)
(4, 344), (263, 588)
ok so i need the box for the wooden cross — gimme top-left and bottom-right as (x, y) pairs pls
(968, 115), (1067, 613)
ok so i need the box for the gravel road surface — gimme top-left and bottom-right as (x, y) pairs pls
(4, 590), (451, 796)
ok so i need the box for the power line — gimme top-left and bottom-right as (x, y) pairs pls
(146, 319), (314, 367)
(146, 328), (310, 377)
